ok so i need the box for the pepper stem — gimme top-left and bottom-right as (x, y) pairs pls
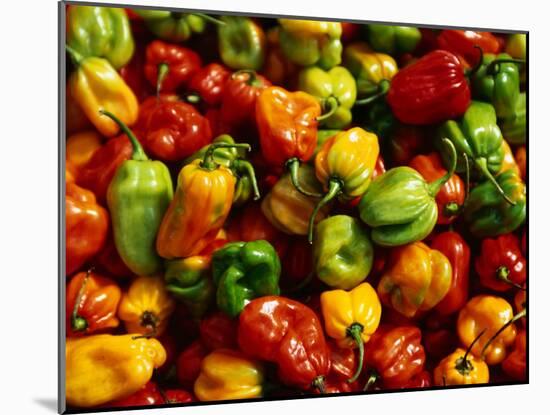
(287, 158), (323, 198)
(70, 268), (93, 332)
(233, 159), (261, 200)
(346, 323), (365, 383)
(232, 69), (262, 87)
(480, 308), (526, 359)
(99, 110), (148, 161)
(496, 266), (526, 290)
(354, 79), (390, 106)
(429, 138), (457, 196)
(455, 329), (485, 376)
(316, 96), (339, 121)
(201, 142), (251, 170)
(65, 44), (84, 66)
(485, 58), (525, 75)
(192, 13), (226, 26)
(184, 93), (201, 104)
(308, 179), (342, 244)
(443, 202), (460, 217)
(156, 63), (169, 97)
(363, 370), (379, 391)
(474, 158), (516, 205)
(467, 45), (485, 76)
(312, 376), (326, 394)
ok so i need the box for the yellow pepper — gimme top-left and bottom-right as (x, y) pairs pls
(433, 348), (489, 386)
(378, 242), (452, 318)
(321, 282), (382, 382)
(194, 349), (264, 401)
(66, 334), (166, 407)
(457, 295), (517, 365)
(117, 276), (176, 337)
(499, 139), (521, 176)
(66, 46), (138, 138)
(66, 130), (102, 173)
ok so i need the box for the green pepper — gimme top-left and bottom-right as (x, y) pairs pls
(464, 169), (526, 238)
(132, 10), (206, 42)
(471, 53), (523, 119)
(218, 16), (266, 70)
(102, 110), (173, 276)
(183, 135), (260, 206)
(66, 5), (134, 69)
(437, 101), (514, 204)
(506, 33), (527, 85)
(212, 240), (281, 317)
(499, 92), (526, 145)
(365, 24), (421, 55)
(359, 139), (457, 247)
(298, 66), (357, 129)
(313, 215), (374, 290)
(165, 256), (215, 319)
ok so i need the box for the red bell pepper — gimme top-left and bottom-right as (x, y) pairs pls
(199, 312), (238, 351)
(386, 50), (471, 125)
(316, 340), (360, 394)
(144, 40), (202, 95)
(188, 63), (232, 106)
(134, 94), (212, 162)
(238, 296), (331, 392)
(437, 30), (501, 67)
(475, 233), (527, 292)
(176, 340), (209, 388)
(430, 230), (471, 316)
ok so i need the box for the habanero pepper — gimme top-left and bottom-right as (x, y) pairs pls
(217, 16), (267, 71)
(176, 341), (209, 388)
(501, 329), (526, 381)
(262, 27), (299, 86)
(281, 237), (312, 290)
(238, 296), (331, 392)
(437, 29), (501, 67)
(108, 382), (194, 407)
(95, 233), (133, 279)
(199, 311), (239, 351)
(515, 146), (526, 180)
(66, 131), (102, 180)
(320, 340), (360, 393)
(500, 92), (526, 146)
(187, 63), (231, 106)
(433, 346), (489, 386)
(365, 24), (421, 55)
(499, 140), (521, 176)
(132, 10), (206, 42)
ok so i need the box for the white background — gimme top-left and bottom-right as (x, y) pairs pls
(0, 0), (545, 413)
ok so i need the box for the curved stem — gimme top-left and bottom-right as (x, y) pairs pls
(308, 179), (342, 244)
(474, 158), (516, 205)
(287, 158), (323, 198)
(71, 268), (93, 332)
(485, 58), (525, 75)
(99, 110), (148, 161)
(354, 79), (390, 106)
(233, 159), (260, 200)
(201, 142), (251, 170)
(346, 323), (365, 383)
(65, 44), (84, 66)
(496, 266), (526, 290)
(312, 376), (326, 394)
(429, 138), (457, 196)
(156, 63), (169, 97)
(480, 308), (526, 359)
(316, 96), (339, 122)
(192, 13), (226, 26)
(467, 45), (485, 76)
(455, 329), (485, 375)
(363, 370), (379, 391)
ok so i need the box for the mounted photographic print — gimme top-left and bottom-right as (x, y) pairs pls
(59, 1), (528, 413)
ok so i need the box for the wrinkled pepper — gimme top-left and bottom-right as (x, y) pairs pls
(313, 215), (374, 289)
(176, 341), (209, 388)
(500, 140), (521, 176)
(188, 63), (231, 106)
(102, 111), (173, 276)
(132, 10), (206, 42)
(499, 92), (526, 145)
(212, 240), (281, 317)
(437, 30), (500, 67)
(433, 347), (489, 386)
(200, 311), (239, 351)
(501, 329), (526, 381)
(365, 25), (421, 55)
(218, 16), (266, 70)
(66, 131), (102, 180)
(66, 334), (166, 407)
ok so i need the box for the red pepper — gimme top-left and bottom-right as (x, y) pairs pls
(386, 50), (471, 125)
(95, 233), (132, 279)
(475, 233), (527, 292)
(162, 389), (194, 404)
(176, 341), (209, 388)
(521, 228), (526, 256)
(144, 40), (202, 95)
(316, 340), (360, 394)
(238, 296), (330, 392)
(204, 108), (232, 137)
(340, 22), (361, 43)
(108, 381), (162, 407)
(188, 63), (232, 106)
(77, 135), (133, 202)
(396, 371), (432, 389)
(501, 329), (526, 381)
(199, 312), (238, 351)
(120, 41), (153, 102)
(415, 28), (440, 56)
(281, 237), (313, 290)
(389, 125), (428, 166)
(156, 333), (178, 376)
(134, 94), (212, 162)
(423, 328), (458, 362)
(437, 30), (501, 67)
(409, 152), (465, 224)
(430, 230), (471, 316)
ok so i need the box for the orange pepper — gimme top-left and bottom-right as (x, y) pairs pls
(66, 131), (102, 180)
(433, 347), (489, 386)
(499, 140), (520, 176)
(515, 145), (526, 180)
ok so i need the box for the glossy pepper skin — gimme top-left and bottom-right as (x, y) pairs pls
(500, 92), (526, 145)
(212, 240), (281, 317)
(66, 270), (121, 336)
(194, 349), (264, 401)
(321, 283), (382, 382)
(343, 42), (397, 98)
(66, 131), (102, 180)
(218, 16), (266, 70)
(359, 139), (457, 247)
(238, 296), (330, 391)
(132, 10), (206, 42)
(471, 53), (522, 119)
(363, 325), (426, 389)
(67, 5), (134, 69)
(431, 231), (471, 316)
(66, 334), (166, 407)
(103, 111), (173, 276)
(188, 63), (231, 106)
(66, 181), (109, 275)
(366, 25), (421, 55)
(135, 94), (213, 162)
(464, 169), (526, 238)
(457, 295), (517, 365)
(437, 30), (500, 67)
(501, 329), (526, 381)
(256, 86), (321, 168)
(475, 233), (526, 292)
(278, 19), (343, 70)
(200, 311), (239, 351)
(409, 152), (465, 225)
(500, 140), (521, 176)
(176, 341), (209, 388)
(433, 348), (489, 386)
(313, 215), (374, 290)
(117, 276), (176, 337)
(386, 50), (471, 125)
(298, 66), (356, 129)
(378, 242), (452, 318)
(144, 40), (202, 94)
(66, 49), (138, 138)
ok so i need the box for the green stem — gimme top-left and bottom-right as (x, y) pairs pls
(429, 138), (457, 196)
(184, 93), (201, 104)
(201, 143), (251, 170)
(312, 376), (326, 394)
(363, 370), (379, 391)
(99, 110), (148, 161)
(443, 202), (460, 217)
(65, 44), (83, 66)
(233, 159), (261, 200)
(286, 158), (323, 198)
(192, 13), (226, 26)
(308, 179), (342, 244)
(346, 323), (365, 383)
(485, 58), (525, 75)
(316, 96), (339, 121)
(496, 266), (526, 290)
(354, 79), (390, 106)
(232, 69), (262, 87)
(474, 158), (516, 205)
(70, 268), (93, 332)
(455, 329), (485, 376)
(156, 63), (169, 97)
(480, 309), (526, 359)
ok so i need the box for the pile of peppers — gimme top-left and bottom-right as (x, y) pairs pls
(64, 4), (528, 410)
